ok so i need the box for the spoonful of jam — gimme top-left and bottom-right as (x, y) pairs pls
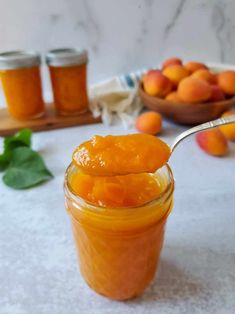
(73, 115), (235, 177)
(73, 133), (170, 176)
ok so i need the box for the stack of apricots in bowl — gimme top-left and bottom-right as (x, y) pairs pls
(139, 57), (235, 124)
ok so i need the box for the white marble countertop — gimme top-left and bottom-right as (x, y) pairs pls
(1, 0), (235, 84)
(0, 120), (235, 314)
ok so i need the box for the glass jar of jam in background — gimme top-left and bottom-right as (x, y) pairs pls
(64, 163), (174, 300)
(0, 51), (44, 120)
(46, 48), (89, 116)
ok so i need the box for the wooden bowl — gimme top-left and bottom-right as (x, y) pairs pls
(139, 83), (235, 125)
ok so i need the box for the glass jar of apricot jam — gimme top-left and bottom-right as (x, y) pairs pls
(46, 48), (89, 115)
(64, 163), (174, 300)
(0, 51), (44, 120)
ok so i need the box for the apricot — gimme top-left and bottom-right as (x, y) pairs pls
(142, 69), (160, 83)
(163, 65), (189, 86)
(143, 70), (172, 97)
(219, 110), (235, 141)
(162, 57), (182, 69)
(177, 77), (212, 103)
(210, 85), (225, 102)
(214, 73), (219, 83)
(73, 134), (171, 176)
(184, 61), (208, 73)
(192, 69), (216, 84)
(217, 71), (235, 95)
(196, 129), (228, 156)
(165, 91), (181, 103)
(135, 111), (162, 135)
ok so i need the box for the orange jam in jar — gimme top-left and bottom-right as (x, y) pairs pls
(46, 48), (89, 116)
(64, 134), (174, 300)
(0, 51), (44, 120)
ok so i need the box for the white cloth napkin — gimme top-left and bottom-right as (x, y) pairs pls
(89, 76), (143, 128)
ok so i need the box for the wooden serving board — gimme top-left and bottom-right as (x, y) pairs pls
(0, 104), (101, 136)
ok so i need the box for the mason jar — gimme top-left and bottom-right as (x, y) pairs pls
(46, 48), (89, 116)
(64, 163), (174, 300)
(0, 50), (44, 120)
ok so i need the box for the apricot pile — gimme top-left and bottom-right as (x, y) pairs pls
(142, 57), (235, 104)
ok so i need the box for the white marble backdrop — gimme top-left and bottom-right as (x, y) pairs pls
(0, 0), (234, 87)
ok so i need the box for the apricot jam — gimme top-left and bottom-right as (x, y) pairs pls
(46, 48), (89, 115)
(73, 134), (171, 176)
(70, 171), (162, 208)
(0, 51), (44, 120)
(64, 134), (174, 300)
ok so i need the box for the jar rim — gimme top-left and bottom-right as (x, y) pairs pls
(64, 163), (174, 213)
(46, 48), (88, 67)
(0, 50), (41, 70)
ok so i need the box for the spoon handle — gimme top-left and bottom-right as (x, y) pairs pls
(171, 115), (235, 152)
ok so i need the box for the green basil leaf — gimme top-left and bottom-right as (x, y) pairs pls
(4, 128), (32, 151)
(0, 152), (10, 171)
(3, 147), (53, 189)
(0, 128), (32, 172)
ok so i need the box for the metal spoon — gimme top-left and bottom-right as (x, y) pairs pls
(171, 115), (235, 152)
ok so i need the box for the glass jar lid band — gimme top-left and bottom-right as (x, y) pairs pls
(0, 51), (41, 70)
(46, 48), (88, 67)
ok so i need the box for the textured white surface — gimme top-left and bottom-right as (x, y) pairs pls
(0, 121), (235, 314)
